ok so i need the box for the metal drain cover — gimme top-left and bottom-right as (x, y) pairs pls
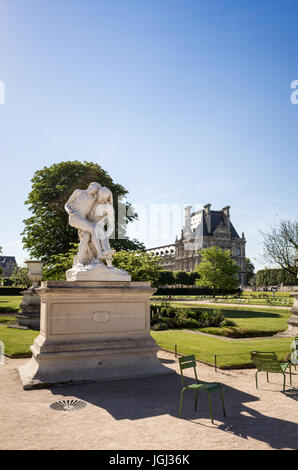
(49, 399), (87, 412)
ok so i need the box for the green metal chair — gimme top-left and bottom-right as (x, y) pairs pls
(178, 354), (226, 424)
(290, 337), (298, 370)
(250, 351), (292, 391)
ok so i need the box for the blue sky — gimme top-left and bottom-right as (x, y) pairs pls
(0, 0), (297, 270)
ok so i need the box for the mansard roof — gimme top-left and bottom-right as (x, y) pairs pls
(0, 256), (17, 266)
(199, 210), (240, 238)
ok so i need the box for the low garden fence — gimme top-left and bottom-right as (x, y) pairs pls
(165, 344), (292, 372)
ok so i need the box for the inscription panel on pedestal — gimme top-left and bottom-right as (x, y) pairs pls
(50, 302), (146, 335)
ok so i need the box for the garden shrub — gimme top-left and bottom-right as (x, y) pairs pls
(152, 322), (168, 331)
(150, 305), (228, 330)
(221, 319), (237, 327)
(154, 287), (241, 296)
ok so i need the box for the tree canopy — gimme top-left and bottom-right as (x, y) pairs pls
(256, 268), (298, 287)
(156, 270), (175, 286)
(261, 218), (298, 276)
(10, 266), (31, 289)
(43, 244), (78, 280)
(174, 270), (192, 286)
(22, 161), (144, 260)
(112, 250), (161, 284)
(43, 248), (161, 284)
(245, 258), (255, 285)
(194, 246), (239, 295)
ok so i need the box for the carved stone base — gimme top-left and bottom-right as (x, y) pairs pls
(18, 281), (172, 389)
(66, 262), (131, 282)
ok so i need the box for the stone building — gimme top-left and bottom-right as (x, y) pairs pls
(0, 256), (17, 278)
(146, 204), (246, 287)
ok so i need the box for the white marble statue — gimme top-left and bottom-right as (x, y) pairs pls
(64, 182), (130, 281)
(88, 186), (116, 267)
(65, 182), (103, 265)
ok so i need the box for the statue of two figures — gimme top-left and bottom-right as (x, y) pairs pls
(65, 182), (130, 281)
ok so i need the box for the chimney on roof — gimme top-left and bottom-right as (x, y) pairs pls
(183, 205), (192, 239)
(204, 203), (211, 233)
(222, 205), (231, 231)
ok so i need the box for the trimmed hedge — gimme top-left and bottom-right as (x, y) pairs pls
(256, 268), (298, 287)
(0, 287), (23, 295)
(154, 287), (241, 296)
(156, 270), (200, 287)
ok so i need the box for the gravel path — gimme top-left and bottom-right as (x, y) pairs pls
(0, 350), (297, 450)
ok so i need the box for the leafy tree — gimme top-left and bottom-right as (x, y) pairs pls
(245, 258), (255, 285)
(22, 161), (144, 261)
(174, 270), (191, 286)
(157, 270), (175, 286)
(260, 218), (298, 276)
(194, 246), (239, 296)
(43, 244), (78, 280)
(10, 266), (31, 289)
(189, 271), (200, 286)
(112, 250), (161, 284)
(43, 247), (161, 283)
(248, 273), (257, 289)
(256, 268), (298, 287)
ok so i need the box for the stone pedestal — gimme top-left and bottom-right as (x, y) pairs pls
(15, 288), (41, 330)
(18, 281), (171, 389)
(286, 294), (298, 336)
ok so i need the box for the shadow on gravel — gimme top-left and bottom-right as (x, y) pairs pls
(50, 371), (298, 450)
(158, 357), (176, 364)
(282, 388), (298, 401)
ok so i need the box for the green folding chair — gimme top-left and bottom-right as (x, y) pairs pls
(178, 354), (226, 424)
(290, 337), (298, 370)
(250, 351), (292, 391)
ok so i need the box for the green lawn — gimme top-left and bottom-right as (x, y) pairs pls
(152, 291), (294, 307)
(212, 297), (293, 307)
(153, 301), (291, 338)
(0, 324), (38, 357)
(0, 316), (17, 325)
(151, 330), (293, 368)
(0, 296), (22, 313)
(201, 308), (290, 337)
(2, 322), (293, 368)
(242, 291), (292, 298)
